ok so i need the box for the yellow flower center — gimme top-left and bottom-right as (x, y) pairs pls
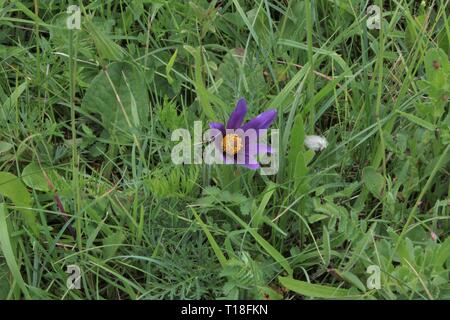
(222, 134), (243, 155)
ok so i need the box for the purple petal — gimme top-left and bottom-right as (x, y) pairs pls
(235, 143), (259, 169)
(243, 152), (259, 167)
(242, 109), (277, 131)
(241, 162), (260, 170)
(219, 152), (260, 170)
(242, 135), (272, 157)
(239, 143), (274, 170)
(209, 122), (225, 134)
(257, 143), (273, 154)
(226, 98), (247, 129)
(209, 122), (225, 142)
(245, 143), (272, 159)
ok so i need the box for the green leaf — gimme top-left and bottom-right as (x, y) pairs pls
(287, 114), (305, 172)
(0, 204), (30, 298)
(0, 262), (10, 299)
(103, 230), (125, 259)
(294, 151), (313, 196)
(255, 285), (283, 300)
(435, 237), (450, 268)
(231, 0), (259, 45)
(0, 172), (39, 236)
(308, 213), (329, 224)
(197, 186), (250, 214)
(436, 17), (450, 53)
(268, 63), (308, 112)
(165, 48), (178, 85)
(424, 48), (449, 83)
(81, 62), (149, 142)
(362, 166), (385, 199)
(279, 276), (352, 298)
(191, 208), (227, 267)
(183, 45), (215, 120)
(84, 18), (124, 61)
(1, 81), (27, 112)
(395, 238), (415, 265)
(22, 163), (49, 192)
(226, 210), (293, 276)
(396, 110), (436, 131)
(322, 226), (331, 266)
(0, 142), (12, 154)
(405, 14), (426, 50)
(253, 184), (276, 228)
(340, 271), (366, 292)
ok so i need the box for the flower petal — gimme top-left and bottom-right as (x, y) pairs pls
(209, 122), (225, 134)
(241, 162), (260, 170)
(226, 98), (247, 129)
(242, 109), (277, 131)
(255, 144), (273, 155)
(237, 144), (260, 169)
(208, 122), (225, 143)
(245, 143), (272, 159)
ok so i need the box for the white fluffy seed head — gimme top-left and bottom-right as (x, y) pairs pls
(304, 135), (328, 151)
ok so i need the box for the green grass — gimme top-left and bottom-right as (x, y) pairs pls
(0, 0), (449, 300)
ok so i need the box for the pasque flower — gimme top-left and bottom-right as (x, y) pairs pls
(209, 98), (277, 170)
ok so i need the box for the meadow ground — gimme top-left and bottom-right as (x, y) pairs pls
(0, 0), (449, 300)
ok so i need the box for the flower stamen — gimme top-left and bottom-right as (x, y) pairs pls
(222, 134), (243, 155)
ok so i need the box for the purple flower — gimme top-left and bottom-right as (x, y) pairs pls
(209, 98), (277, 170)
